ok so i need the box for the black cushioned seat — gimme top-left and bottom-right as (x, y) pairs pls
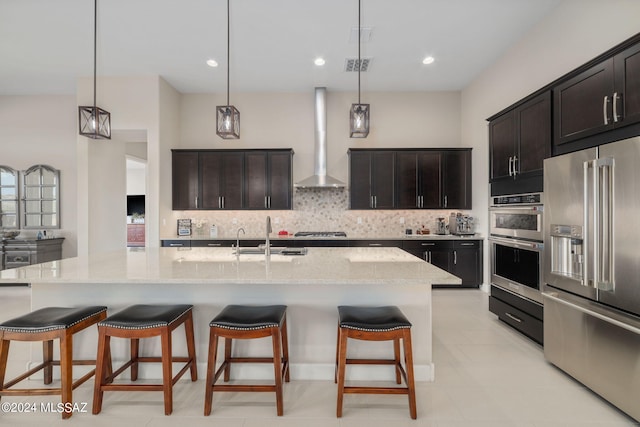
(98, 304), (193, 329)
(0, 306), (107, 333)
(337, 305), (412, 332)
(209, 304), (287, 330)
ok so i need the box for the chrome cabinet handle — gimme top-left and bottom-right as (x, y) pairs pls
(459, 242), (475, 246)
(444, 195), (448, 208)
(505, 312), (522, 323)
(603, 95), (610, 125)
(512, 156), (518, 177)
(222, 196), (225, 209)
(453, 250), (457, 264)
(268, 196), (271, 209)
(169, 243), (184, 247)
(195, 196), (199, 209)
(508, 156), (513, 177)
(421, 242), (435, 246)
(207, 243), (222, 247)
(370, 196), (374, 208)
(613, 92), (621, 122)
(368, 243), (382, 247)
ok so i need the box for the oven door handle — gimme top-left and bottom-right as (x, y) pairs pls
(489, 236), (543, 252)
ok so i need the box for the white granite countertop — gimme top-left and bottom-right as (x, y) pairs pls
(0, 247), (461, 286)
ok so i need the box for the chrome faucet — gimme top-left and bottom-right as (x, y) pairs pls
(235, 227), (245, 257)
(265, 216), (272, 257)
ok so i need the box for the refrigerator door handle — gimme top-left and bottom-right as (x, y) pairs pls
(583, 160), (591, 288)
(594, 157), (615, 292)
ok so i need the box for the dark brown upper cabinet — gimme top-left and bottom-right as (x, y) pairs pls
(172, 149), (293, 210)
(349, 150), (395, 209)
(200, 151), (244, 210)
(350, 148), (471, 210)
(172, 151), (199, 210)
(553, 38), (640, 154)
(489, 92), (551, 194)
(244, 150), (293, 210)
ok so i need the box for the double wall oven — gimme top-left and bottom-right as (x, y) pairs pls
(489, 193), (544, 304)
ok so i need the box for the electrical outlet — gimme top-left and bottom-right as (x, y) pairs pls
(274, 217), (281, 224)
(357, 217), (362, 224)
(232, 218), (238, 225)
(400, 217), (405, 224)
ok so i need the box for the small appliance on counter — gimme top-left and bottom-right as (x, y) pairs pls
(449, 213), (475, 235)
(435, 218), (447, 235)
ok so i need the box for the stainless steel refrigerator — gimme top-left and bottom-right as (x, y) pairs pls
(543, 136), (640, 422)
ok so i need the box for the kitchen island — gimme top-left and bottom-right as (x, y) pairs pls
(0, 247), (460, 381)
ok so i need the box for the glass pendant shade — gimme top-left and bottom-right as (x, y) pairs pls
(78, 106), (111, 139)
(350, 103), (370, 138)
(216, 105), (240, 139)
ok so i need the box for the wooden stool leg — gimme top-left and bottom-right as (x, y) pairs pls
(60, 332), (73, 419)
(184, 311), (198, 381)
(204, 328), (219, 416)
(393, 337), (402, 384)
(334, 322), (340, 384)
(271, 327), (284, 416)
(403, 329), (417, 420)
(130, 338), (140, 381)
(161, 328), (173, 415)
(43, 340), (53, 385)
(223, 337), (232, 382)
(280, 316), (290, 382)
(336, 327), (348, 418)
(92, 329), (109, 415)
(0, 336), (10, 401)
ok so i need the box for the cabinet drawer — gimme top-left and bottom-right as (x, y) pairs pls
(5, 251), (31, 264)
(491, 285), (543, 320)
(403, 240), (453, 251)
(350, 240), (403, 248)
(489, 296), (543, 344)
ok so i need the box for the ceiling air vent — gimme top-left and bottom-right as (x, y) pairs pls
(344, 58), (372, 72)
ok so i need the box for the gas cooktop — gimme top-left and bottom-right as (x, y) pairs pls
(294, 231), (347, 238)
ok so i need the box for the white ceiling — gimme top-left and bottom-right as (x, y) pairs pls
(0, 0), (561, 95)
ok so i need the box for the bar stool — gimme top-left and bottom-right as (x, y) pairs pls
(92, 304), (197, 415)
(335, 305), (417, 419)
(0, 306), (107, 419)
(204, 305), (290, 416)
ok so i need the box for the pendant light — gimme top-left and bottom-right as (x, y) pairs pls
(216, 0), (240, 139)
(350, 0), (369, 138)
(78, 0), (111, 139)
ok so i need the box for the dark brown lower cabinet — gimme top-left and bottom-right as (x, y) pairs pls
(401, 239), (482, 288)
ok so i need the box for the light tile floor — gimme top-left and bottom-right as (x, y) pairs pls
(0, 286), (637, 426)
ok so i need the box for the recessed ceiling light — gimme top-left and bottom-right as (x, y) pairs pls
(314, 57), (326, 66)
(422, 56), (435, 65)
(206, 59), (219, 67)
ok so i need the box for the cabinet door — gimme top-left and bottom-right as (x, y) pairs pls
(516, 91), (551, 176)
(553, 59), (615, 146)
(244, 152), (268, 209)
(350, 151), (372, 209)
(172, 151), (199, 210)
(451, 241), (481, 287)
(428, 246), (451, 272)
(614, 42), (640, 127)
(371, 151), (395, 209)
(489, 111), (515, 181)
(418, 151), (442, 208)
(442, 150), (471, 209)
(200, 152), (243, 210)
(395, 152), (418, 208)
(267, 151), (292, 210)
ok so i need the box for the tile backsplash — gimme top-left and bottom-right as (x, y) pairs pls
(166, 188), (475, 238)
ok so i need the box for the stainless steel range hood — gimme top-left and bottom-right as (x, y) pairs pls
(294, 87), (346, 188)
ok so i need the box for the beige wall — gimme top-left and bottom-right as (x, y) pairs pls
(0, 95), (78, 258)
(461, 0), (640, 289)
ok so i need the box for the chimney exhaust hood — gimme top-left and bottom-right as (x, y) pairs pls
(294, 87), (346, 188)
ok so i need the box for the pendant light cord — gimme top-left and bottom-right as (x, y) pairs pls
(357, 0), (361, 105)
(93, 0), (97, 109)
(226, 0), (230, 106)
